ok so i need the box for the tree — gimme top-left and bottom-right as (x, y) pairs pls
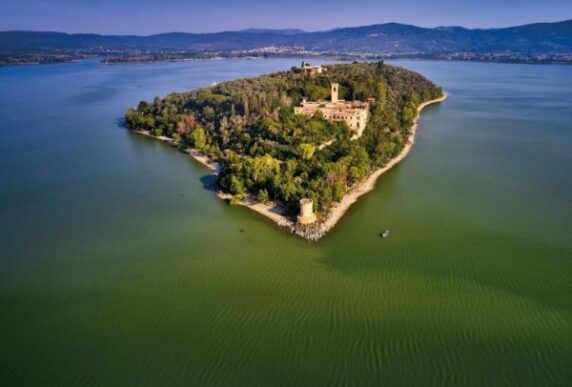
(402, 100), (417, 126)
(230, 175), (246, 195)
(347, 144), (370, 184)
(298, 143), (316, 160)
(202, 106), (215, 121)
(189, 125), (206, 151)
(256, 188), (269, 204)
(124, 108), (142, 128)
(177, 113), (196, 135)
(251, 154), (280, 184)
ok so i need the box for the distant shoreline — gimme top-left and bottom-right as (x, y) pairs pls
(132, 92), (447, 241)
(3, 53), (572, 68)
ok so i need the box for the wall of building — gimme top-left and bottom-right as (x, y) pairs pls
(294, 82), (370, 137)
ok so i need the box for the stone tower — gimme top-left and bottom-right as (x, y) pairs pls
(297, 198), (317, 225)
(331, 83), (339, 103)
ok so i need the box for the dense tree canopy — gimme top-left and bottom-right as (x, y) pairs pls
(125, 62), (442, 216)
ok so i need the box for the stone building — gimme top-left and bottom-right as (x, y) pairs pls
(294, 83), (370, 137)
(297, 198), (317, 225)
(301, 62), (324, 77)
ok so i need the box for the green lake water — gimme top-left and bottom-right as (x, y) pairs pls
(1, 58), (571, 386)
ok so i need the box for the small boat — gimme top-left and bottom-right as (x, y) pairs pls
(380, 230), (390, 238)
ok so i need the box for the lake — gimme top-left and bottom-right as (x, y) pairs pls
(1, 58), (571, 386)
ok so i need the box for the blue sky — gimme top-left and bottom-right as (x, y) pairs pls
(1, 0), (571, 34)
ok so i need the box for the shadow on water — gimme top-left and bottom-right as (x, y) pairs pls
(200, 174), (217, 192)
(115, 116), (125, 128)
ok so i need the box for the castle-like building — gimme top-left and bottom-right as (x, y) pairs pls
(301, 62), (324, 77)
(294, 83), (370, 137)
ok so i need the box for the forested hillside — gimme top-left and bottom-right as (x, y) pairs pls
(125, 62), (442, 215)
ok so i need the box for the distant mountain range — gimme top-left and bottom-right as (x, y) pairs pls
(1, 20), (571, 63)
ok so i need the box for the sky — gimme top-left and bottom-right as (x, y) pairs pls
(1, 0), (571, 35)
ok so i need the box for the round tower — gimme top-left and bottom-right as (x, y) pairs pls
(297, 198), (317, 225)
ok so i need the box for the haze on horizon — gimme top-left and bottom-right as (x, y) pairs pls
(1, 0), (571, 35)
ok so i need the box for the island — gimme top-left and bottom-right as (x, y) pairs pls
(125, 61), (445, 240)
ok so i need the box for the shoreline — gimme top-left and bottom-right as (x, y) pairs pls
(132, 92), (447, 241)
(316, 92), (448, 236)
(6, 52), (571, 68)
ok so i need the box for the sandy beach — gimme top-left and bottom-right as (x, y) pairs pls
(133, 92), (447, 240)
